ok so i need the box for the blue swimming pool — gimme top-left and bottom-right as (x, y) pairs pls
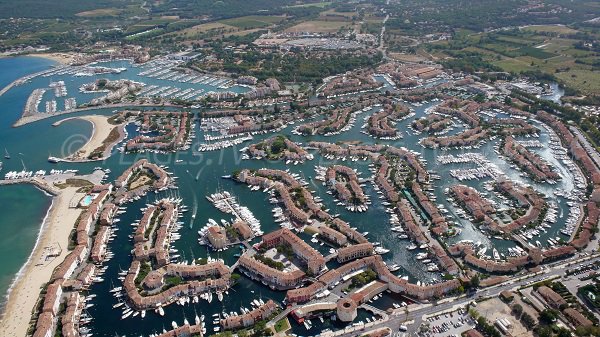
(80, 195), (93, 207)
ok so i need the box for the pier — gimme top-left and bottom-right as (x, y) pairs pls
(0, 170), (105, 195)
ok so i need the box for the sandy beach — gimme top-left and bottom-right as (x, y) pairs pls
(28, 52), (76, 65)
(0, 183), (84, 336)
(56, 115), (123, 161)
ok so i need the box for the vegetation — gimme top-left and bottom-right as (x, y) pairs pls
(165, 275), (183, 287)
(274, 317), (290, 333)
(475, 316), (502, 337)
(150, 0), (305, 20)
(89, 126), (121, 159)
(254, 254), (285, 271)
(134, 262), (152, 286)
(425, 25), (600, 95)
(350, 269), (377, 288)
(578, 281), (600, 310)
(0, 0), (139, 18)
(194, 48), (382, 84)
(54, 178), (93, 190)
(384, 0), (600, 35)
(520, 312), (536, 330)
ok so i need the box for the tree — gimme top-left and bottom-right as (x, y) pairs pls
(539, 309), (558, 324)
(470, 275), (480, 288)
(576, 325), (600, 337)
(270, 136), (286, 155)
(556, 327), (572, 337)
(512, 303), (523, 317)
(521, 312), (536, 330)
(534, 325), (552, 337)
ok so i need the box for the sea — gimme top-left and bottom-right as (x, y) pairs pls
(0, 56), (572, 336)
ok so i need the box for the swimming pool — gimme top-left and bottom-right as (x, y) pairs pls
(80, 195), (93, 207)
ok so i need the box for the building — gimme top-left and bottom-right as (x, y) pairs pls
(537, 286), (567, 308)
(261, 228), (325, 274)
(207, 226), (228, 250)
(337, 243), (374, 263)
(336, 298), (358, 322)
(220, 300), (278, 330)
(563, 308), (593, 328)
(319, 226), (348, 246)
(232, 220), (254, 240)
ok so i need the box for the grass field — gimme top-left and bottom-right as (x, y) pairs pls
(218, 15), (285, 29)
(319, 9), (356, 19)
(522, 25), (579, 35)
(274, 318), (290, 333)
(285, 20), (350, 33)
(286, 2), (331, 8)
(493, 59), (532, 73)
(125, 18), (179, 34)
(389, 53), (427, 62)
(174, 22), (235, 37)
(425, 25), (600, 95)
(556, 69), (600, 94)
(75, 8), (121, 17)
(516, 46), (555, 59)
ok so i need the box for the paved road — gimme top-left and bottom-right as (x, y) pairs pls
(321, 253), (600, 337)
(570, 126), (600, 170)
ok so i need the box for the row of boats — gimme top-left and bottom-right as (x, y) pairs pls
(207, 191), (262, 236)
(138, 64), (233, 89)
(198, 135), (253, 152)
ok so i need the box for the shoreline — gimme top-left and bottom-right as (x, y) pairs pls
(0, 171), (103, 336)
(0, 184), (83, 336)
(0, 52), (75, 66)
(54, 115), (118, 161)
(0, 187), (54, 313)
(29, 53), (74, 65)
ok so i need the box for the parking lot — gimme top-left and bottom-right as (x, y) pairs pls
(419, 308), (475, 337)
(566, 261), (599, 279)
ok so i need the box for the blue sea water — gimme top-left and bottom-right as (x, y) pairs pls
(0, 55), (575, 336)
(0, 56), (58, 309)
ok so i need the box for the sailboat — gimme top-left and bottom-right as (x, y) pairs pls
(4, 148), (10, 159)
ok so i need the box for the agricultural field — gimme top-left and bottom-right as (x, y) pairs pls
(285, 20), (352, 33)
(218, 15), (286, 29)
(75, 8), (122, 17)
(556, 70), (600, 95)
(168, 22), (236, 39)
(125, 18), (180, 34)
(425, 26), (600, 95)
(286, 2), (332, 8)
(0, 0), (143, 18)
(319, 9), (357, 20)
(521, 24), (580, 35)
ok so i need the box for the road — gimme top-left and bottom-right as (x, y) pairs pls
(377, 13), (389, 60)
(570, 126), (600, 173)
(318, 252), (600, 337)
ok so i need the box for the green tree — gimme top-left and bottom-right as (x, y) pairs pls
(470, 275), (480, 288)
(539, 309), (558, 324)
(534, 325), (552, 337)
(556, 327), (572, 337)
(521, 312), (536, 329)
(512, 303), (523, 317)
